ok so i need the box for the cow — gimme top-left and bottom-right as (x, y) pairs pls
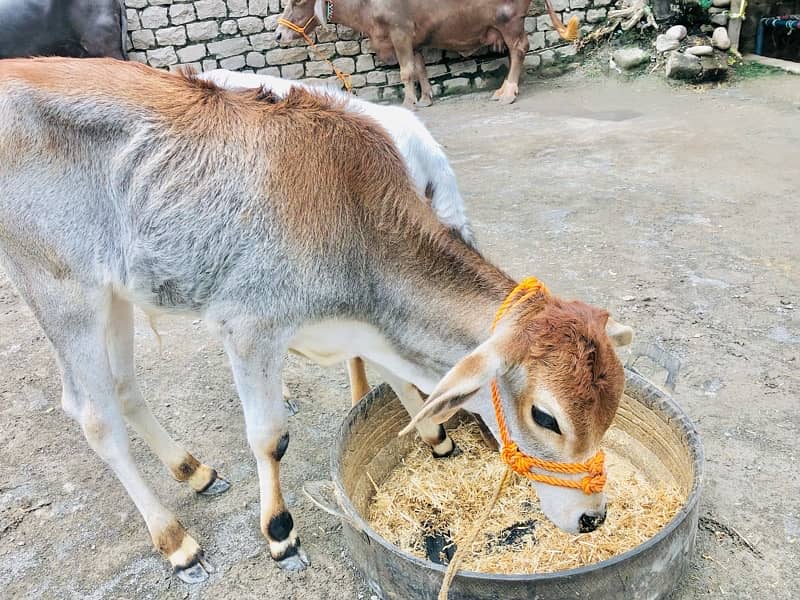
(275, 0), (578, 108)
(0, 57), (632, 583)
(0, 0), (128, 60)
(198, 68), (475, 404)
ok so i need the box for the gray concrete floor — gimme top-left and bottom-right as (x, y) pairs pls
(1, 71), (799, 599)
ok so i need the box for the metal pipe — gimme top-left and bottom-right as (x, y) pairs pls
(756, 17), (800, 56)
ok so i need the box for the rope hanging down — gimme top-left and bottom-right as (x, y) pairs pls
(276, 15), (353, 92)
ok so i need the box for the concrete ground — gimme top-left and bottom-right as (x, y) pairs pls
(1, 71), (799, 599)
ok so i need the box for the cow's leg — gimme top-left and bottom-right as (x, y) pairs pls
(370, 363), (459, 458)
(346, 357), (370, 406)
(491, 24), (529, 105)
(0, 261), (207, 582)
(389, 31), (418, 108)
(414, 52), (434, 107)
(219, 322), (308, 571)
(107, 295), (230, 495)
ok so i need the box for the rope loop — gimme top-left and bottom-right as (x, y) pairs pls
(276, 16), (353, 92)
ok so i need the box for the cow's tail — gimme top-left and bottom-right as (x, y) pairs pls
(544, 0), (579, 42)
(118, 0), (129, 59)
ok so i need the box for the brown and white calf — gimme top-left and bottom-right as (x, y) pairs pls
(0, 58), (631, 583)
(276, 0), (572, 108)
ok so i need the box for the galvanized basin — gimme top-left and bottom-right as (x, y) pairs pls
(305, 368), (704, 600)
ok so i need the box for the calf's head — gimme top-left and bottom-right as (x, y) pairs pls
(275, 0), (325, 45)
(404, 297), (632, 534)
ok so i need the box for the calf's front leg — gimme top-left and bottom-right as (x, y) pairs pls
(220, 323), (309, 571)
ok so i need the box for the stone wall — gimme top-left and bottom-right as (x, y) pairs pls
(124, 0), (609, 101)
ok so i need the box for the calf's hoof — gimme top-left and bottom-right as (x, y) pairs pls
(175, 559), (209, 584)
(497, 94), (518, 106)
(167, 532), (210, 584)
(275, 547), (310, 571)
(285, 398), (300, 416)
(417, 95), (433, 108)
(432, 441), (461, 459)
(199, 475), (231, 496)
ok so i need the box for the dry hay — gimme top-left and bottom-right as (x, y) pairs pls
(367, 421), (686, 574)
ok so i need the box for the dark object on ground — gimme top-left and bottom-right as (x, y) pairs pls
(490, 519), (538, 548)
(424, 530), (457, 565)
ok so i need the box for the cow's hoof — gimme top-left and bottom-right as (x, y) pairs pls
(403, 98), (417, 110)
(199, 475), (230, 496)
(276, 547), (310, 571)
(490, 86), (506, 101)
(417, 95), (433, 108)
(497, 94), (517, 106)
(175, 559), (209, 584)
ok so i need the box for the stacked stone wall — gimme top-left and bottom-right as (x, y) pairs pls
(125, 0), (609, 100)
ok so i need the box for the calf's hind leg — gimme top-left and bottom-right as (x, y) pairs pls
(0, 260), (208, 582)
(107, 296), (230, 495)
(219, 321), (309, 571)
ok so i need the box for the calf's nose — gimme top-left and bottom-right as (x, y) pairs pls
(578, 510), (607, 533)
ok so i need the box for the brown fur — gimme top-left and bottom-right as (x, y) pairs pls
(155, 521), (187, 557)
(171, 454), (201, 482)
(510, 298), (624, 454)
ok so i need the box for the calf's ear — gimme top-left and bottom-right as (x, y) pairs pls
(399, 336), (505, 436)
(606, 317), (634, 347)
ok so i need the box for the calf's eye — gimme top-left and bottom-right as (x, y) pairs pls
(532, 407), (561, 435)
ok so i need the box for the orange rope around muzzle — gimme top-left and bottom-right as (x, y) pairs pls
(490, 277), (606, 495)
(276, 16), (353, 92)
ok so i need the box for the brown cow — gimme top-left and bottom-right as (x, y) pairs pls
(276, 0), (577, 107)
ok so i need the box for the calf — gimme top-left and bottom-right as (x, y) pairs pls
(0, 58), (632, 583)
(0, 0), (128, 60)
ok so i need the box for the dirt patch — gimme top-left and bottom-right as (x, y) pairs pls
(2, 71), (799, 598)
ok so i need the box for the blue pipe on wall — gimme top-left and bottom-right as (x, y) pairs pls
(756, 17), (800, 56)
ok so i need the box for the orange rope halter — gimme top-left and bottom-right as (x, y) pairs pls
(276, 14), (353, 92)
(490, 277), (606, 495)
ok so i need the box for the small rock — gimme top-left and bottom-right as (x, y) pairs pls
(612, 47), (650, 70)
(656, 34), (680, 53)
(712, 0), (730, 5)
(622, 295), (636, 302)
(686, 45), (714, 56)
(666, 51), (702, 80)
(665, 25), (688, 41)
(698, 52), (729, 81)
(712, 27), (731, 50)
(711, 13), (728, 26)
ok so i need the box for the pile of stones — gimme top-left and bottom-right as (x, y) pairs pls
(657, 23), (730, 81)
(611, 0), (734, 83)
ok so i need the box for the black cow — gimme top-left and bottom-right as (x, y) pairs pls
(0, 0), (128, 59)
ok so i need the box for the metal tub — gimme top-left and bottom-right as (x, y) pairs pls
(306, 368), (704, 600)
